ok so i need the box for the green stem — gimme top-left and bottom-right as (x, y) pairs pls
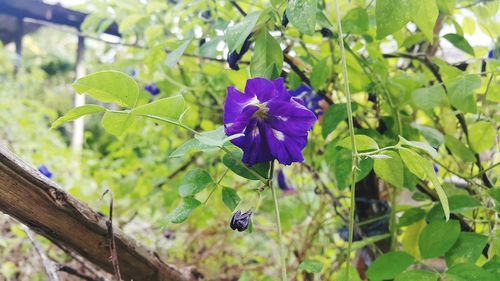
(389, 187), (397, 251)
(334, 0), (358, 278)
(270, 161), (287, 281)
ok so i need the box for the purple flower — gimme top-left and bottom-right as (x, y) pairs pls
(38, 165), (53, 179)
(144, 83), (160, 96)
(230, 209), (252, 232)
(277, 169), (295, 192)
(224, 78), (317, 166)
(288, 84), (323, 116)
(433, 163), (439, 174)
(488, 49), (495, 59)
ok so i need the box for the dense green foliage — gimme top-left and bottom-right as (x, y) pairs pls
(0, 0), (499, 280)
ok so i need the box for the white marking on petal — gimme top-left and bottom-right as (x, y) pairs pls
(272, 129), (285, 141)
(226, 122), (233, 128)
(252, 127), (260, 138)
(277, 116), (288, 122)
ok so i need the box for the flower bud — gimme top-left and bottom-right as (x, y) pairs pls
(230, 209), (252, 232)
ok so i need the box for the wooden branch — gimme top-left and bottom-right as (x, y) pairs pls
(0, 145), (195, 281)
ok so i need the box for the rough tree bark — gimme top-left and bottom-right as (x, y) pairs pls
(0, 145), (195, 281)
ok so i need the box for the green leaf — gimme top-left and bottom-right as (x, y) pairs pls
(222, 150), (270, 180)
(168, 197), (201, 224)
(399, 136), (438, 158)
(399, 147), (449, 219)
(298, 260), (323, 273)
(366, 252), (415, 280)
(51, 105), (106, 129)
(447, 74), (480, 113)
(374, 151), (404, 188)
(445, 263), (496, 281)
(445, 233), (488, 266)
(195, 127), (238, 147)
(341, 7), (369, 34)
(395, 270), (438, 281)
(443, 33), (475, 56)
(169, 138), (219, 158)
(337, 135), (379, 151)
(119, 14), (146, 33)
(286, 0), (317, 35)
(250, 30), (283, 79)
(411, 85), (446, 116)
(225, 11), (261, 53)
(222, 187), (240, 211)
(399, 148), (428, 179)
(72, 71), (139, 108)
(399, 207), (426, 227)
(444, 135), (476, 162)
(132, 95), (186, 120)
(199, 37), (223, 58)
(412, 0), (439, 42)
(329, 147), (373, 190)
(322, 103), (357, 138)
(101, 111), (136, 136)
(376, 0), (415, 39)
(468, 121), (496, 153)
(483, 256), (500, 276)
(410, 124), (444, 147)
(310, 58), (330, 89)
(178, 169), (213, 197)
(419, 220), (460, 259)
(165, 39), (192, 67)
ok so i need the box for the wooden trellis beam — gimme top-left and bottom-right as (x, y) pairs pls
(0, 145), (194, 281)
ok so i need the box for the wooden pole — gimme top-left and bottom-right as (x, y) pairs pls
(14, 17), (23, 75)
(71, 36), (86, 154)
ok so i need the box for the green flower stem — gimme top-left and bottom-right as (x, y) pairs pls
(269, 161), (287, 281)
(334, 0), (358, 279)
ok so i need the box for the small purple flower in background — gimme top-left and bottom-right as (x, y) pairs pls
(230, 209), (252, 232)
(224, 77), (317, 166)
(144, 83), (160, 96)
(433, 163), (439, 174)
(288, 84), (323, 116)
(277, 169), (295, 192)
(38, 165), (53, 179)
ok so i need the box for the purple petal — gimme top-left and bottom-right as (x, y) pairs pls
(238, 120), (274, 166)
(224, 105), (259, 136)
(244, 77), (290, 103)
(267, 100), (317, 136)
(262, 122), (307, 165)
(224, 86), (257, 124)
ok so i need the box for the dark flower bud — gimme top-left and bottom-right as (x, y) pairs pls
(38, 165), (53, 179)
(433, 164), (439, 174)
(368, 93), (377, 103)
(230, 209), (252, 232)
(227, 51), (241, 70)
(320, 27), (334, 38)
(144, 83), (160, 96)
(282, 11), (289, 27)
(199, 38), (206, 47)
(200, 10), (212, 21)
(227, 35), (252, 71)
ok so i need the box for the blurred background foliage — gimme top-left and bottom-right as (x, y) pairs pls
(0, 0), (499, 280)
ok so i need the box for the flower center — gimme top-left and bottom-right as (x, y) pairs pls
(252, 103), (269, 120)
